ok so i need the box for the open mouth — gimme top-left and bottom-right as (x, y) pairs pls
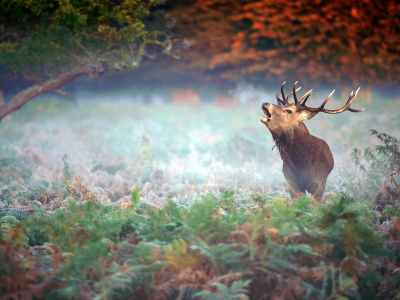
(260, 106), (272, 123)
(262, 106), (272, 119)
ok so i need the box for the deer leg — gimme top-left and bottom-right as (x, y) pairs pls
(307, 179), (327, 202)
(288, 181), (305, 201)
(283, 165), (305, 200)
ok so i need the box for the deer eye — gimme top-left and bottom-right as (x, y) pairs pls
(285, 109), (292, 114)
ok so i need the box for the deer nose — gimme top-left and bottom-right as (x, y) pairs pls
(262, 102), (270, 107)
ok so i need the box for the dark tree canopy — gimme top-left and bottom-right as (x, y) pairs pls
(171, 0), (400, 86)
(0, 0), (175, 120)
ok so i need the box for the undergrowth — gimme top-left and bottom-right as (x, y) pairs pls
(1, 187), (400, 299)
(352, 130), (400, 220)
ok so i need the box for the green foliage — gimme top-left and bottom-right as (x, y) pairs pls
(303, 265), (359, 300)
(130, 186), (141, 209)
(381, 205), (399, 220)
(0, 208), (29, 220)
(0, 215), (19, 226)
(60, 240), (110, 279)
(62, 154), (72, 182)
(352, 129), (400, 194)
(186, 191), (250, 243)
(1, 188), (400, 299)
(318, 194), (385, 258)
(193, 279), (251, 300)
(0, 187), (14, 209)
(365, 130), (399, 181)
(0, 0), (173, 82)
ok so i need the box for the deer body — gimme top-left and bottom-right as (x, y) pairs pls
(273, 122), (333, 199)
(260, 82), (363, 201)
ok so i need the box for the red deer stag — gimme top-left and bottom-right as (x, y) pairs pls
(260, 82), (363, 201)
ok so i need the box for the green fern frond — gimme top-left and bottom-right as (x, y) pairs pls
(131, 186), (141, 208)
(193, 279), (250, 300)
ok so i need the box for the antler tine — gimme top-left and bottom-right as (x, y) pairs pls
(281, 81), (287, 104)
(276, 92), (284, 106)
(298, 89), (313, 104)
(286, 87), (300, 100)
(293, 81), (299, 104)
(348, 107), (364, 112)
(344, 88), (364, 112)
(302, 94), (311, 105)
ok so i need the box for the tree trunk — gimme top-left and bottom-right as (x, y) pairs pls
(0, 64), (104, 121)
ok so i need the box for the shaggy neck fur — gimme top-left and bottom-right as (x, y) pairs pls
(271, 122), (314, 168)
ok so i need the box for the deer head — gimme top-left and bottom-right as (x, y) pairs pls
(260, 81), (363, 137)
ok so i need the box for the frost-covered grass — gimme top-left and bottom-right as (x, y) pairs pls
(0, 91), (399, 205)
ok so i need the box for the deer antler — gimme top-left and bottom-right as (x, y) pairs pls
(300, 88), (364, 114)
(276, 81), (302, 105)
(276, 81), (286, 105)
(276, 82), (362, 113)
(292, 81), (313, 105)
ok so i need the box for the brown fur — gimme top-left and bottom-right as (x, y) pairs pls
(260, 102), (334, 201)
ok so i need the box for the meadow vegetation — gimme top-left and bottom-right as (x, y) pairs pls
(1, 91), (400, 299)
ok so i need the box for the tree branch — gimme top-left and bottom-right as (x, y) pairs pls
(0, 65), (92, 121)
(0, 34), (176, 121)
(22, 72), (69, 97)
(147, 36), (181, 59)
(21, 72), (42, 85)
(54, 89), (69, 97)
(135, 41), (147, 66)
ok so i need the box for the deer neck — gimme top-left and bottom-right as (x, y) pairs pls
(272, 123), (313, 166)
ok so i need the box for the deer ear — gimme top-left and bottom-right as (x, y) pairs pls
(299, 110), (318, 121)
